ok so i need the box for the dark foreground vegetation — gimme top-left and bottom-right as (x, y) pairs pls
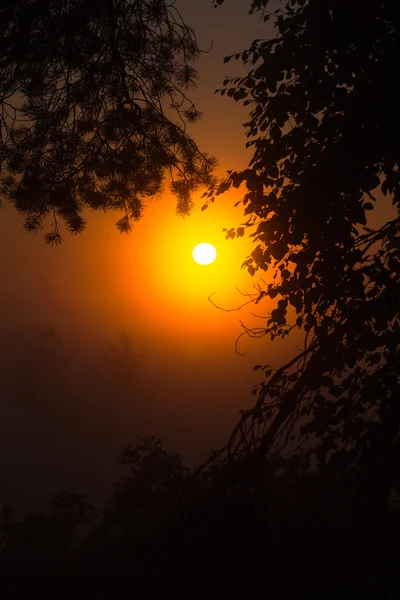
(2, 0), (400, 592)
(0, 436), (399, 595)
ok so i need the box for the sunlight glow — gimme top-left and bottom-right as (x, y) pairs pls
(192, 243), (217, 265)
(120, 193), (259, 337)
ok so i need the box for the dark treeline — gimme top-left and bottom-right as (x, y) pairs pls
(1, 436), (400, 595)
(2, 0), (400, 593)
(0, 324), (246, 513)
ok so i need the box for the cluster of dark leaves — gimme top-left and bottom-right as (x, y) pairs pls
(0, 0), (216, 243)
(204, 0), (400, 499)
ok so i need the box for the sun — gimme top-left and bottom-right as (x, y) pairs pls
(192, 243), (217, 265)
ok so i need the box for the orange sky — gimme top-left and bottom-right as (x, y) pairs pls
(0, 1), (306, 509)
(1, 0), (281, 361)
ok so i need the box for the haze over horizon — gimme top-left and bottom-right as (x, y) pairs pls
(0, 1), (295, 511)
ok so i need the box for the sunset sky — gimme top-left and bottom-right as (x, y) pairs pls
(0, 0), (305, 510)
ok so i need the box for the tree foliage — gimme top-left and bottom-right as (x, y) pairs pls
(206, 0), (400, 502)
(0, 0), (216, 244)
(1, 436), (400, 586)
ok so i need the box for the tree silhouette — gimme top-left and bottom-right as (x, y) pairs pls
(1, 436), (400, 586)
(205, 0), (400, 516)
(3, 2), (400, 588)
(0, 0), (216, 243)
(107, 435), (188, 528)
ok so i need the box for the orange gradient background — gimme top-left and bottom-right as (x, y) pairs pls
(0, 1), (305, 510)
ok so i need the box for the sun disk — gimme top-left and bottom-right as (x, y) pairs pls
(192, 243), (217, 265)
